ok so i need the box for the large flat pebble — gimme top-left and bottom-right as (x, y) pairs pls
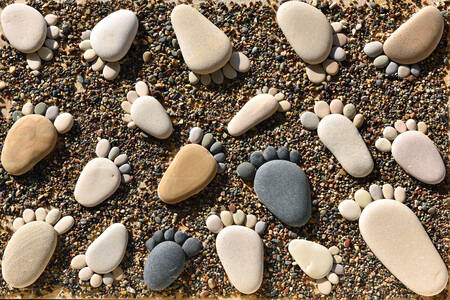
(288, 239), (333, 279)
(130, 96), (173, 139)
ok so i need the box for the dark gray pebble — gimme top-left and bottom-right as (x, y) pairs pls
(174, 231), (187, 245)
(250, 151), (265, 168)
(153, 230), (164, 243)
(210, 141), (222, 154)
(277, 147), (289, 160)
(237, 162), (256, 181)
(263, 146), (278, 161)
(201, 133), (215, 149)
(164, 228), (174, 241)
(182, 237), (203, 257)
(214, 153), (225, 163)
(289, 150), (301, 163)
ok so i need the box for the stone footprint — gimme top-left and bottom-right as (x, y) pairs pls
(80, 10), (138, 80)
(227, 87), (291, 136)
(143, 228), (202, 290)
(1, 4), (62, 71)
(338, 184), (448, 296)
(122, 81), (173, 139)
(2, 208), (74, 288)
(375, 119), (445, 184)
(157, 127), (226, 204)
(74, 139), (131, 207)
(300, 99), (373, 178)
(1, 102), (74, 175)
(171, 4), (250, 85)
(237, 146), (311, 227)
(277, 1), (349, 84)
(206, 210), (266, 294)
(71, 223), (127, 287)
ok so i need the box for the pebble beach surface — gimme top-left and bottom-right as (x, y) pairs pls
(0, 0), (448, 298)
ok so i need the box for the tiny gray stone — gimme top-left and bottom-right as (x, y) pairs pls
(114, 154), (128, 166)
(164, 228), (174, 241)
(290, 150), (301, 163)
(214, 153), (225, 163)
(250, 151), (265, 168)
(153, 230), (164, 243)
(217, 163), (226, 174)
(108, 147), (120, 161)
(182, 237), (202, 257)
(277, 147), (289, 160)
(398, 65), (411, 78)
(329, 47), (346, 62)
(174, 231), (187, 245)
(34, 102), (47, 115)
(385, 61), (398, 75)
(363, 41), (383, 57)
(189, 127), (203, 144)
(12, 111), (23, 121)
(333, 264), (344, 275)
(201, 133), (214, 149)
(45, 106), (59, 121)
(263, 146), (277, 161)
(237, 162), (256, 180)
(210, 141), (222, 154)
(255, 221), (266, 235)
(410, 64), (420, 77)
(119, 164), (131, 174)
(146, 238), (156, 251)
(374, 55), (389, 68)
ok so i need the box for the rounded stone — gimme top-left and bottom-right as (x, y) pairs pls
(375, 138), (392, 152)
(206, 215), (223, 234)
(343, 104), (356, 119)
(317, 279), (332, 295)
(250, 151), (265, 168)
(300, 112), (320, 130)
(90, 274), (102, 287)
(354, 189), (372, 208)
(95, 139), (111, 158)
(369, 184), (383, 200)
(220, 211), (233, 226)
(130, 96), (173, 139)
(385, 61), (399, 75)
(54, 113), (74, 134)
(45, 106), (59, 121)
(394, 187), (406, 202)
(314, 101), (330, 118)
(329, 99), (344, 114)
(338, 200), (361, 221)
(189, 127), (203, 144)
(237, 162), (256, 181)
(306, 64), (326, 84)
(79, 267), (93, 281)
(34, 102), (47, 115)
(71, 254), (87, 269)
(406, 119), (417, 130)
(383, 126), (398, 141)
(263, 146), (277, 161)
(398, 65), (411, 78)
(22, 102), (34, 115)
(363, 41), (383, 57)
(329, 47), (346, 61)
(353, 114), (364, 128)
(288, 239), (333, 279)
(229, 51), (251, 73)
(322, 59), (339, 75)
(374, 55), (389, 68)
(103, 62), (120, 80)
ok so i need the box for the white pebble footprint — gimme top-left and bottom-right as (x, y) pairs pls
(300, 99), (373, 178)
(74, 139), (131, 207)
(375, 119), (445, 184)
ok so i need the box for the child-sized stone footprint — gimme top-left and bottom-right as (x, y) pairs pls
(74, 139), (131, 207)
(170, 4), (250, 85)
(143, 228), (202, 290)
(236, 146), (311, 227)
(122, 81), (173, 139)
(375, 119), (445, 184)
(338, 184), (448, 296)
(80, 10), (138, 80)
(2, 208), (74, 288)
(1, 102), (74, 175)
(206, 210), (266, 294)
(1, 4), (61, 71)
(227, 87), (291, 136)
(300, 99), (373, 178)
(157, 127), (225, 204)
(71, 223), (127, 287)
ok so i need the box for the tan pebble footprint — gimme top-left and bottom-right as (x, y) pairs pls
(74, 139), (131, 207)
(206, 210), (265, 294)
(375, 119), (445, 184)
(157, 127), (225, 204)
(1, 102), (74, 175)
(121, 81), (173, 139)
(170, 4), (251, 85)
(1, 208), (74, 288)
(227, 87), (291, 136)
(79, 10), (138, 80)
(71, 223), (127, 287)
(338, 184), (448, 296)
(1, 4), (61, 71)
(300, 99), (373, 178)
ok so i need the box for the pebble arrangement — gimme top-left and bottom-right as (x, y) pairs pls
(0, 0), (448, 298)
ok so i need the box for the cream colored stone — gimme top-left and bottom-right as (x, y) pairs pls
(130, 96), (173, 139)
(288, 239), (333, 279)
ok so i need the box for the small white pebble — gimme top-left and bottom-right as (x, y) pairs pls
(375, 138), (391, 152)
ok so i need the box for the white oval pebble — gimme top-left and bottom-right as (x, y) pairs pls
(26, 53), (41, 70)
(382, 184), (394, 199)
(83, 49), (97, 62)
(92, 57), (105, 72)
(37, 47), (53, 61)
(22, 209), (35, 223)
(103, 273), (114, 285)
(383, 126), (398, 141)
(45, 208), (61, 225)
(22, 102), (34, 115)
(314, 101), (330, 118)
(79, 40), (92, 51)
(354, 189), (372, 208)
(229, 51), (251, 73)
(35, 207), (47, 221)
(375, 138), (391, 152)
(44, 14), (57, 26)
(206, 215), (223, 233)
(394, 187), (406, 202)
(54, 216), (74, 235)
(79, 267), (93, 281)
(394, 120), (406, 133)
(338, 200), (361, 221)
(317, 279), (332, 295)
(327, 272), (339, 284)
(220, 211), (233, 226)
(90, 274), (103, 287)
(71, 254), (87, 269)
(47, 26), (59, 39)
(329, 99), (343, 114)
(135, 81), (149, 97)
(300, 112), (319, 130)
(54, 113), (74, 134)
(406, 119), (417, 131)
(103, 62), (120, 80)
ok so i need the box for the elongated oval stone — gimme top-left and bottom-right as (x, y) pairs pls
(254, 160), (311, 227)
(277, 1), (333, 64)
(317, 114), (373, 178)
(391, 131), (445, 184)
(216, 225), (263, 294)
(85, 223), (128, 274)
(288, 239), (333, 279)
(1, 4), (47, 53)
(130, 96), (173, 139)
(2, 221), (57, 288)
(74, 157), (121, 207)
(158, 144), (217, 204)
(1, 115), (57, 175)
(90, 10), (138, 62)
(227, 94), (279, 136)
(383, 6), (444, 64)
(359, 200), (447, 296)
(171, 4), (232, 74)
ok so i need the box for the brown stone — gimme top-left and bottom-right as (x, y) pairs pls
(158, 144), (217, 204)
(1, 115), (57, 175)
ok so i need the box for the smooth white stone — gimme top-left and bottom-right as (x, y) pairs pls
(130, 96), (173, 139)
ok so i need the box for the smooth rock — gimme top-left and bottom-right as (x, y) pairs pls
(374, 55), (389, 68)
(90, 10), (138, 62)
(86, 223), (128, 274)
(95, 139), (110, 158)
(54, 113), (73, 134)
(44, 14), (57, 26)
(245, 215), (257, 228)
(74, 158), (121, 207)
(394, 187), (406, 202)
(22, 102), (34, 115)
(78, 266), (93, 281)
(254, 221), (266, 235)
(398, 65), (411, 78)
(392, 131), (445, 184)
(322, 59), (339, 75)
(26, 53), (41, 70)
(90, 273), (102, 287)
(91, 57), (105, 72)
(369, 184), (383, 200)
(236, 162), (256, 181)
(300, 111), (319, 130)
(130, 96), (173, 139)
(394, 120), (407, 133)
(71, 254), (87, 269)
(188, 72), (199, 84)
(37, 47), (53, 61)
(277, 1), (333, 64)
(158, 144), (217, 204)
(385, 61), (399, 75)
(22, 208), (35, 223)
(359, 200), (448, 296)
(317, 114), (374, 177)
(220, 211), (233, 226)
(201, 133), (215, 149)
(171, 4), (232, 74)
(330, 99), (343, 114)
(103, 273), (114, 285)
(329, 46), (346, 61)
(338, 199), (361, 221)
(103, 62), (120, 80)
(383, 6), (444, 64)
(216, 225), (264, 294)
(333, 33), (347, 46)
(54, 216), (74, 235)
(182, 237), (202, 257)
(363, 41), (383, 57)
(331, 22), (342, 33)
(229, 51), (250, 73)
(382, 184), (394, 199)
(355, 189), (372, 208)
(254, 160), (311, 227)
(314, 101), (330, 118)
(233, 210), (246, 225)
(211, 69), (224, 84)
(44, 39), (58, 50)
(383, 126), (398, 141)
(46, 26), (59, 39)
(288, 239), (333, 279)
(411, 64), (421, 77)
(44, 106), (59, 121)
(200, 74), (211, 85)
(263, 146), (277, 161)
(189, 127), (203, 143)
(306, 64), (326, 84)
(206, 215), (223, 233)
(45, 208), (60, 225)
(375, 138), (392, 152)
(222, 63), (237, 79)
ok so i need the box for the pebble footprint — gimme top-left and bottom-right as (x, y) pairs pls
(300, 99), (373, 178)
(1, 102), (74, 175)
(375, 119), (445, 184)
(122, 81), (173, 139)
(227, 87), (291, 136)
(206, 210), (266, 294)
(1, 4), (62, 72)
(171, 4), (250, 85)
(71, 223), (127, 287)
(80, 10), (138, 80)
(74, 139), (131, 207)
(2, 208), (74, 288)
(236, 146), (311, 227)
(338, 184), (448, 296)
(143, 228), (202, 290)
(157, 127), (226, 204)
